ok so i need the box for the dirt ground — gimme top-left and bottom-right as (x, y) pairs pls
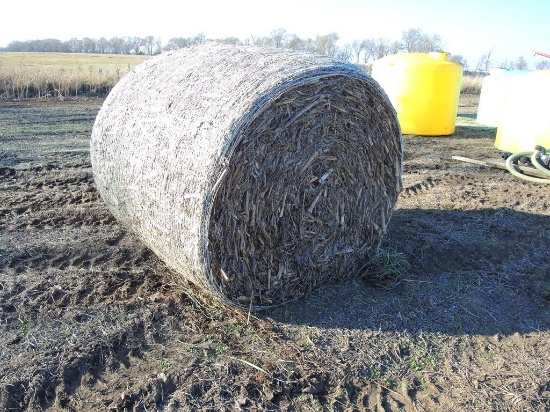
(0, 94), (548, 411)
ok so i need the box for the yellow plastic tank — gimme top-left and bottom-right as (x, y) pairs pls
(371, 52), (463, 135)
(495, 70), (550, 154)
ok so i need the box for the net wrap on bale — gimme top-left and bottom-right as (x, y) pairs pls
(90, 43), (403, 310)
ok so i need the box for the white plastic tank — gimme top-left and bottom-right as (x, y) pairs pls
(476, 68), (528, 127)
(495, 70), (550, 153)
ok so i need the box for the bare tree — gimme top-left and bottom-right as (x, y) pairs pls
(154, 38), (163, 55)
(389, 40), (403, 55)
(129, 37), (143, 54)
(286, 34), (305, 51)
(252, 30), (285, 48)
(142, 36), (156, 55)
(164, 35), (208, 51)
(215, 37), (242, 46)
(121, 37), (133, 55)
(97, 37), (111, 54)
(189, 34), (205, 45)
(373, 37), (391, 59)
(110, 37), (124, 54)
(362, 39), (376, 63)
(401, 28), (423, 52)
(419, 33), (443, 52)
(475, 47), (494, 71)
(336, 44), (354, 62)
(82, 38), (98, 53)
(514, 56), (528, 70)
(314, 33), (339, 56)
(401, 28), (442, 53)
(351, 39), (365, 63)
(165, 38), (181, 51)
(269, 28), (288, 48)
(498, 58), (513, 70)
(68, 38), (83, 53)
(449, 54), (468, 69)
(303, 38), (316, 53)
(536, 60), (550, 70)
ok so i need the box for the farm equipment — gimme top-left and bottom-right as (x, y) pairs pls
(452, 152), (550, 183)
(532, 50), (550, 59)
(504, 146), (550, 184)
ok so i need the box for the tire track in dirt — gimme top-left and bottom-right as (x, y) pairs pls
(402, 176), (441, 196)
(1, 170), (93, 194)
(0, 164), (115, 233)
(1, 314), (170, 411)
(0, 99), (176, 411)
(399, 170), (549, 214)
(1, 228), (150, 274)
(1, 263), (175, 411)
(3, 205), (116, 231)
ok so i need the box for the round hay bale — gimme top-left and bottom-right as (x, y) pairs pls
(90, 43), (403, 310)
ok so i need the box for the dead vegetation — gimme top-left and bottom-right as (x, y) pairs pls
(91, 44), (402, 309)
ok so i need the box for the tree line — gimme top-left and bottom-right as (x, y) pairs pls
(2, 28), (459, 64)
(5, 35), (179, 56)
(5, 28), (549, 70)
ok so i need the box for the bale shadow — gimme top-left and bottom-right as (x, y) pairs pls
(452, 125), (497, 140)
(262, 208), (550, 336)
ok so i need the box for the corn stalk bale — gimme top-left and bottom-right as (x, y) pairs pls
(90, 43), (403, 310)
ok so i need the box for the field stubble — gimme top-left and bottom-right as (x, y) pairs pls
(0, 94), (548, 411)
(0, 53), (148, 99)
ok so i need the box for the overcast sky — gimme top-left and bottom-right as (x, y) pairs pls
(3, 0), (549, 69)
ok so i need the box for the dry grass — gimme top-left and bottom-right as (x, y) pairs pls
(0, 52), (148, 99)
(461, 73), (484, 94)
(1, 52), (484, 99)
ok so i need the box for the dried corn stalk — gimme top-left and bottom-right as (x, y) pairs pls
(91, 43), (402, 310)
